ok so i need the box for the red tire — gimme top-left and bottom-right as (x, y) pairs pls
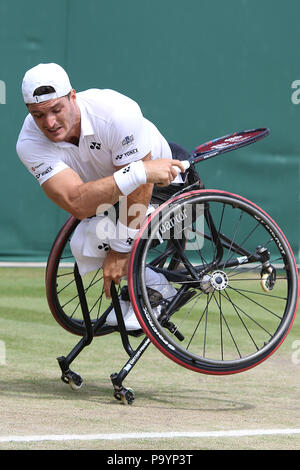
(128, 190), (299, 375)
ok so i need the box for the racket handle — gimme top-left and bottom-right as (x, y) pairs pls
(157, 160), (191, 186)
(174, 160), (190, 173)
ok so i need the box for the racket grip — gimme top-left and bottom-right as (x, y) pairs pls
(174, 160), (190, 173)
(157, 160), (191, 186)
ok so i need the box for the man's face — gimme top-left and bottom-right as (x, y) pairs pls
(27, 90), (80, 143)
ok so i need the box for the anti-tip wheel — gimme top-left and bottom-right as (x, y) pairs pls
(260, 269), (276, 292)
(122, 387), (135, 405)
(114, 387), (135, 405)
(62, 370), (83, 391)
(68, 377), (83, 391)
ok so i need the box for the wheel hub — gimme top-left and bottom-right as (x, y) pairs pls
(210, 271), (228, 290)
(200, 271), (228, 293)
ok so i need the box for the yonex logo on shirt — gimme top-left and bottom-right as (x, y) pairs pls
(116, 148), (138, 161)
(98, 243), (109, 251)
(35, 166), (53, 179)
(90, 141), (101, 150)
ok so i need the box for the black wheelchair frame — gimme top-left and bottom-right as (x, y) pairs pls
(45, 140), (299, 405)
(47, 144), (204, 404)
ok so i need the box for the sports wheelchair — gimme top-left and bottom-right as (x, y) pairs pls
(45, 129), (299, 404)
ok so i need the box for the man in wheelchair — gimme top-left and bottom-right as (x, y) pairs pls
(17, 63), (186, 331)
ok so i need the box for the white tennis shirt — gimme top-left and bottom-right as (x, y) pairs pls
(16, 88), (172, 185)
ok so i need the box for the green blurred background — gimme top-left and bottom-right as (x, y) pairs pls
(0, 0), (299, 262)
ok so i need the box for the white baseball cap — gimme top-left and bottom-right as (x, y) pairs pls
(22, 63), (72, 104)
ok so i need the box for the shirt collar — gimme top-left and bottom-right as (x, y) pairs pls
(77, 96), (94, 137)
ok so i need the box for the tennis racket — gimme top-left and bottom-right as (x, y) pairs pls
(190, 128), (270, 164)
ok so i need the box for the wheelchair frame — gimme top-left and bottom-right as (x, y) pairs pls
(56, 264), (153, 404)
(45, 138), (298, 405)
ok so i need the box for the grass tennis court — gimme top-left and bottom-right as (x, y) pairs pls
(0, 267), (299, 450)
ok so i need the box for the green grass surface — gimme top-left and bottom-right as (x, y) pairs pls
(0, 267), (299, 450)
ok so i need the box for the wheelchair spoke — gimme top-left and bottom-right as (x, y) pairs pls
(221, 210), (244, 269)
(226, 286), (288, 300)
(220, 290), (274, 338)
(57, 271), (76, 278)
(57, 277), (76, 295)
(221, 220), (261, 267)
(206, 201), (225, 264)
(226, 285), (283, 320)
(186, 292), (214, 353)
(212, 291), (244, 357)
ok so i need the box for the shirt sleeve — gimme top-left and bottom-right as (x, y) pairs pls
(16, 138), (69, 186)
(108, 102), (151, 167)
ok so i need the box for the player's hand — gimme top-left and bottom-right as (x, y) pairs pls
(102, 249), (129, 299)
(144, 159), (186, 186)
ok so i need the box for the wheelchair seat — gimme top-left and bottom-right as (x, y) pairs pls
(168, 142), (191, 161)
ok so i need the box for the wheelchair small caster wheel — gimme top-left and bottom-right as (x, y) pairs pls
(113, 391), (122, 402)
(61, 370), (83, 391)
(68, 374), (83, 391)
(113, 387), (135, 405)
(111, 373), (135, 404)
(122, 388), (135, 405)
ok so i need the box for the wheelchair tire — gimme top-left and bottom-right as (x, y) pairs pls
(46, 216), (113, 336)
(128, 189), (299, 375)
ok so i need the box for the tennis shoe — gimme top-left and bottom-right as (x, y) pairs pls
(105, 271), (177, 331)
(105, 299), (130, 328)
(105, 299), (161, 331)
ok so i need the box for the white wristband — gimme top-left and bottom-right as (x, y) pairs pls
(113, 160), (147, 196)
(110, 220), (140, 253)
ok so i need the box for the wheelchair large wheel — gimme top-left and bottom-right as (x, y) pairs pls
(128, 189), (299, 374)
(46, 216), (115, 336)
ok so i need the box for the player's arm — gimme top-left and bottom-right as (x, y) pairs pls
(42, 167), (122, 220)
(42, 158), (185, 220)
